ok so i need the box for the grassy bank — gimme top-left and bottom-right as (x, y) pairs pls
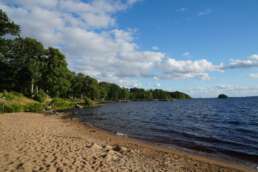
(0, 91), (99, 113)
(0, 92), (42, 112)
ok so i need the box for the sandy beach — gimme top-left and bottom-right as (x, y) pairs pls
(0, 112), (255, 172)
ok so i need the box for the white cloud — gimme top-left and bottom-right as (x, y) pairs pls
(176, 8), (187, 12)
(159, 58), (222, 80)
(221, 54), (258, 79)
(153, 76), (159, 80)
(182, 51), (191, 56)
(155, 83), (161, 87)
(197, 9), (212, 16)
(151, 46), (159, 51)
(0, 0), (224, 87)
(250, 73), (258, 79)
(225, 54), (258, 69)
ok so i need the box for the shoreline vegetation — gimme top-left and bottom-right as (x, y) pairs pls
(0, 91), (189, 113)
(0, 9), (190, 113)
(0, 112), (256, 172)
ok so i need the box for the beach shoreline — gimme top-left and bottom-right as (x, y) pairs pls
(0, 112), (256, 172)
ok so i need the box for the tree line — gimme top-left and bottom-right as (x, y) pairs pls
(0, 9), (191, 101)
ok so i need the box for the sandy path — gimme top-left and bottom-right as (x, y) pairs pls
(0, 113), (254, 172)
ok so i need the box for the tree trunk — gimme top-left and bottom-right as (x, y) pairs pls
(31, 80), (34, 96)
(36, 85), (39, 95)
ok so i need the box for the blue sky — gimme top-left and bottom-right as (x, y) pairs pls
(116, 0), (258, 97)
(1, 0), (258, 97)
(118, 0), (258, 60)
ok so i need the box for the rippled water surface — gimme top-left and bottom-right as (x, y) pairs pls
(73, 97), (258, 163)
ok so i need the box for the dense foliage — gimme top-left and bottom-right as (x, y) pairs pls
(0, 9), (191, 102)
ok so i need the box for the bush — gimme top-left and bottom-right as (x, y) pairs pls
(34, 90), (48, 103)
(0, 103), (24, 113)
(50, 98), (76, 110)
(84, 97), (94, 106)
(25, 103), (45, 112)
(0, 104), (3, 113)
(0, 91), (24, 100)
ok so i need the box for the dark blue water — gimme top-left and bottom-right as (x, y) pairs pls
(73, 97), (258, 164)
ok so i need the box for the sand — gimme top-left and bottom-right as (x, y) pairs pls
(0, 112), (256, 172)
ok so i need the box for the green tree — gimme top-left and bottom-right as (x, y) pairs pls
(119, 88), (130, 100)
(100, 82), (121, 101)
(0, 9), (20, 37)
(83, 76), (100, 100)
(41, 48), (71, 97)
(12, 38), (46, 96)
(70, 73), (86, 98)
(130, 88), (146, 100)
(70, 74), (100, 100)
(99, 86), (108, 100)
(170, 91), (191, 99)
(0, 10), (20, 91)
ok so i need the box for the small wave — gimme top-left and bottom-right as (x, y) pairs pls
(116, 132), (127, 137)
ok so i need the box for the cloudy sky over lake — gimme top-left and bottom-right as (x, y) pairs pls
(1, 0), (258, 97)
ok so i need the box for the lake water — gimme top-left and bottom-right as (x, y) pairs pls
(72, 97), (258, 165)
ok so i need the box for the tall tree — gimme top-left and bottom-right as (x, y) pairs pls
(70, 73), (87, 98)
(119, 88), (130, 100)
(0, 9), (20, 37)
(69, 73), (100, 100)
(84, 76), (100, 100)
(41, 48), (71, 97)
(0, 9), (20, 91)
(12, 38), (46, 96)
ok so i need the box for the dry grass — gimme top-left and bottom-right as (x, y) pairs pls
(0, 92), (36, 105)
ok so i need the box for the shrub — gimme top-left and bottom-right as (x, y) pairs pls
(0, 104), (4, 113)
(84, 97), (94, 106)
(0, 91), (24, 100)
(25, 103), (45, 112)
(0, 91), (45, 113)
(50, 98), (76, 110)
(34, 90), (48, 103)
(0, 103), (24, 113)
(0, 103), (45, 113)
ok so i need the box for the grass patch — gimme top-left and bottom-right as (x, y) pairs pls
(0, 102), (45, 113)
(0, 91), (23, 100)
(49, 98), (76, 110)
(84, 97), (95, 106)
(34, 90), (48, 103)
(0, 91), (45, 113)
(24, 103), (45, 112)
(0, 92), (100, 113)
(0, 91), (36, 105)
(0, 103), (24, 113)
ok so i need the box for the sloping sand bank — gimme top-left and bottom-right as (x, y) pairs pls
(0, 113), (255, 172)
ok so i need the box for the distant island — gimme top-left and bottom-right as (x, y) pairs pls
(218, 94), (228, 99)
